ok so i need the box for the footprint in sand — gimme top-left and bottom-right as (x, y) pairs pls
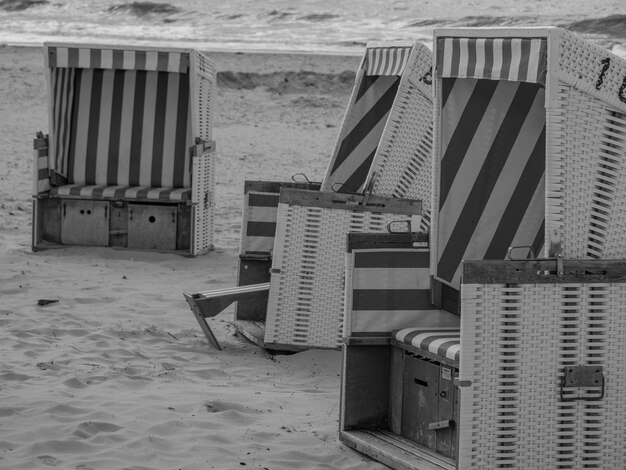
(37, 455), (58, 466)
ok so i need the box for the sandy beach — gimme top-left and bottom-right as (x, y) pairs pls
(0, 45), (386, 469)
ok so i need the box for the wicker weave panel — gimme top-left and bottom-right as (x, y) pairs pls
(264, 201), (421, 349)
(191, 144), (215, 255)
(458, 281), (626, 469)
(547, 82), (626, 259)
(192, 51), (216, 142)
(556, 29), (626, 114)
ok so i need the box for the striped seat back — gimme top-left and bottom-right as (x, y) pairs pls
(344, 233), (459, 337)
(432, 35), (548, 301)
(321, 43), (414, 193)
(47, 45), (193, 188)
(239, 181), (321, 257)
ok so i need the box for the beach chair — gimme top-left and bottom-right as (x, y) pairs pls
(431, 27), (626, 313)
(341, 257), (626, 469)
(186, 188), (422, 351)
(339, 26), (626, 469)
(185, 41), (432, 350)
(32, 43), (217, 255)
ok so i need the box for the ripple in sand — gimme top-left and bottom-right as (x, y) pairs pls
(73, 421), (123, 439)
(63, 377), (87, 389)
(0, 371), (32, 381)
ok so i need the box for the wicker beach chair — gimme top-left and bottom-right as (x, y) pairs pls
(431, 27), (626, 313)
(33, 43), (217, 255)
(186, 188), (421, 351)
(341, 257), (626, 469)
(339, 26), (626, 470)
(186, 41), (433, 350)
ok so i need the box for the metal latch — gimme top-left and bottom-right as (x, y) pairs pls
(560, 366), (604, 402)
(429, 420), (454, 430)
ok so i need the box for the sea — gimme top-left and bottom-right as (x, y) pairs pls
(0, 0), (625, 57)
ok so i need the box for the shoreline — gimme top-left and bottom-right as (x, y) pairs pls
(1, 42), (363, 76)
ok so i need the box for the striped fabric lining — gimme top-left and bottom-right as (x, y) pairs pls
(366, 46), (413, 76)
(49, 184), (191, 201)
(325, 75), (400, 192)
(436, 78), (546, 289)
(348, 249), (459, 336)
(47, 46), (190, 73)
(394, 327), (461, 362)
(243, 192), (280, 254)
(50, 67), (76, 177)
(436, 37), (547, 85)
(54, 68), (192, 188)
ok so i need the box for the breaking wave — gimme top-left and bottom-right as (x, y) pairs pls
(107, 2), (182, 17)
(564, 15), (626, 39)
(0, 0), (47, 12)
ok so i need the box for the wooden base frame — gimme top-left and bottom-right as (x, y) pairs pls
(33, 196), (194, 254)
(340, 339), (456, 470)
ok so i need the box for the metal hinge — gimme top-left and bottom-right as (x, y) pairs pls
(560, 366), (604, 402)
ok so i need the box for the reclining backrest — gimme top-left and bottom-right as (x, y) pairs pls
(46, 44), (200, 189)
(344, 232), (459, 338)
(321, 42), (414, 193)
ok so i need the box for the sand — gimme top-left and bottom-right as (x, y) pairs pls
(0, 45), (385, 469)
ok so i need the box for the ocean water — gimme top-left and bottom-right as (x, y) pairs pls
(0, 0), (624, 56)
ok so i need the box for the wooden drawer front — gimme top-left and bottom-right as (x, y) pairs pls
(61, 199), (109, 246)
(401, 355), (458, 459)
(128, 204), (177, 251)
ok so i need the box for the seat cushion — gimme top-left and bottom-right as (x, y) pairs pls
(394, 327), (461, 363)
(49, 184), (191, 201)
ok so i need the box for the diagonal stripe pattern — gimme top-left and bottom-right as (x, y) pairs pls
(436, 37), (547, 85)
(436, 78), (546, 289)
(322, 44), (418, 194)
(326, 74), (400, 192)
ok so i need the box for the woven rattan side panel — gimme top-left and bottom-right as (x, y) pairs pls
(192, 51), (217, 142)
(547, 82), (626, 259)
(458, 281), (626, 469)
(264, 204), (420, 349)
(191, 145), (215, 255)
(556, 29), (626, 115)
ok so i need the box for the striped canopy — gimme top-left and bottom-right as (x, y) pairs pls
(47, 45), (190, 73)
(436, 37), (547, 84)
(365, 45), (413, 76)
